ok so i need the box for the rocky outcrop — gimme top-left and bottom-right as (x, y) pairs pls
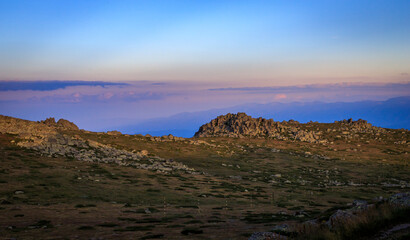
(56, 119), (79, 130)
(107, 130), (122, 135)
(335, 118), (372, 129)
(195, 113), (274, 138)
(40, 117), (79, 130)
(194, 113), (402, 144)
(194, 113), (323, 143)
(0, 115), (194, 174)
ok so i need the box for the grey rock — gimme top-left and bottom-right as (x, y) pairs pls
(389, 192), (410, 207)
(271, 224), (290, 233)
(327, 209), (356, 228)
(352, 199), (368, 209)
(248, 232), (287, 240)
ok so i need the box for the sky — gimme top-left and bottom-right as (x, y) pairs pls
(0, 0), (409, 84)
(0, 1), (409, 134)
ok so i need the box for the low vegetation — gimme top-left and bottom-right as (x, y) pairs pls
(293, 202), (410, 240)
(0, 114), (409, 239)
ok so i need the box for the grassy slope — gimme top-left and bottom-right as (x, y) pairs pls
(0, 123), (409, 239)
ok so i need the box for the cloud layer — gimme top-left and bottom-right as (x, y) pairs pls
(0, 80), (409, 132)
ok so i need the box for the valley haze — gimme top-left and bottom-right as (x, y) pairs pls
(0, 80), (409, 137)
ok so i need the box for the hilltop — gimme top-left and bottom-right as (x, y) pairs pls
(195, 112), (406, 145)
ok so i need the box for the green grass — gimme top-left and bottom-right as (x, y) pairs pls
(181, 228), (204, 235)
(77, 226), (95, 230)
(97, 223), (118, 227)
(114, 225), (155, 232)
(0, 127), (409, 240)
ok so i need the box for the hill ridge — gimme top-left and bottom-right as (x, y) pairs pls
(194, 112), (405, 144)
(0, 115), (194, 173)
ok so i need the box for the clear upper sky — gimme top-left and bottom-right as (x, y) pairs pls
(0, 0), (409, 84)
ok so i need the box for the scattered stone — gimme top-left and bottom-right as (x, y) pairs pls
(271, 224), (290, 233)
(248, 232), (287, 240)
(388, 192), (410, 207)
(352, 199), (368, 209)
(0, 115), (195, 174)
(229, 175), (242, 180)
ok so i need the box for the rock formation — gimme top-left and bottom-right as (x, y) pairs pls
(194, 112), (398, 145)
(194, 113), (324, 143)
(56, 118), (79, 130)
(40, 117), (79, 130)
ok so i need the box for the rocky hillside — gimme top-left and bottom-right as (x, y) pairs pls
(0, 115), (194, 173)
(0, 114), (409, 240)
(194, 112), (408, 144)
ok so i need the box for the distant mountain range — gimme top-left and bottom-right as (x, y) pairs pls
(117, 96), (410, 137)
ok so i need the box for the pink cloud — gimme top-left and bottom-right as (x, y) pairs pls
(274, 94), (287, 100)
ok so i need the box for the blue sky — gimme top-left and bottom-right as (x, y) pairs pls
(0, 0), (409, 83)
(0, 1), (409, 134)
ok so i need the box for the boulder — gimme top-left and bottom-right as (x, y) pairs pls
(107, 130), (122, 135)
(389, 192), (410, 207)
(327, 209), (356, 228)
(248, 232), (287, 240)
(57, 119), (79, 130)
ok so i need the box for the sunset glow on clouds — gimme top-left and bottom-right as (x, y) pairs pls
(1, 81), (409, 104)
(1, 80), (409, 128)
